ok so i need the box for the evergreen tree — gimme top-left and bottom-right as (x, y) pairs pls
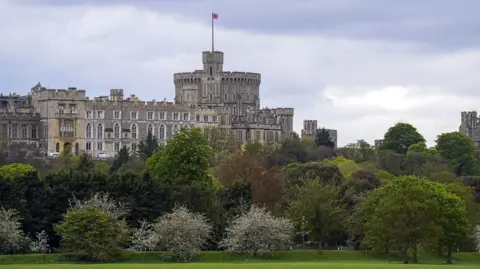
(136, 131), (160, 161)
(315, 128), (335, 148)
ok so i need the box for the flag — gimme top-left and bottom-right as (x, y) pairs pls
(212, 13), (218, 19)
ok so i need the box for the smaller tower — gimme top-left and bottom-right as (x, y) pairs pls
(203, 51), (224, 76)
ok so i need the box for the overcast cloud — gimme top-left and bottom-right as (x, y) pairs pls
(1, 0), (479, 146)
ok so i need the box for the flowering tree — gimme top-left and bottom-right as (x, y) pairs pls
(220, 206), (294, 257)
(131, 219), (159, 252)
(154, 205), (212, 262)
(68, 192), (129, 219)
(30, 230), (50, 254)
(0, 207), (25, 253)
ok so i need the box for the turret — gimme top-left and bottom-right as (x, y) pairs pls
(203, 51), (224, 76)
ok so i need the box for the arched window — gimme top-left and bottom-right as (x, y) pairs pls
(173, 124), (180, 135)
(233, 105), (237, 115)
(114, 123), (120, 139)
(55, 142), (60, 153)
(159, 124), (166, 140)
(147, 123), (154, 136)
(86, 123), (92, 138)
(131, 123), (137, 139)
(97, 123), (103, 138)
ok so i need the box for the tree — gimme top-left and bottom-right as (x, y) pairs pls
(315, 128), (335, 148)
(0, 207), (25, 253)
(55, 207), (128, 261)
(380, 122), (425, 154)
(475, 225), (480, 252)
(76, 153), (94, 173)
(288, 180), (346, 253)
(68, 192), (129, 220)
(136, 130), (160, 161)
(340, 140), (376, 163)
(30, 230), (50, 262)
(131, 219), (159, 252)
(0, 163), (37, 179)
(147, 127), (215, 187)
(220, 206), (294, 257)
(436, 132), (478, 176)
(154, 205), (212, 262)
(362, 176), (462, 263)
(110, 146), (130, 173)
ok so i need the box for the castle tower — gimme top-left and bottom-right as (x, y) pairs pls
(203, 51), (224, 76)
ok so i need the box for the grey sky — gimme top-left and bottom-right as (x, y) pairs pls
(1, 0), (479, 145)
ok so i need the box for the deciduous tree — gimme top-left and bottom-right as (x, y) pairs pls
(436, 132), (478, 176)
(0, 207), (25, 253)
(131, 219), (159, 252)
(154, 205), (212, 262)
(220, 206), (294, 257)
(380, 123), (425, 154)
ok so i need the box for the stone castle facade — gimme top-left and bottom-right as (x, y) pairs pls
(1, 50), (295, 158)
(300, 120), (338, 147)
(459, 111), (480, 148)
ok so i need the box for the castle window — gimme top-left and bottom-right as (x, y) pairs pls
(196, 115), (200, 122)
(255, 130), (261, 141)
(237, 130), (243, 143)
(210, 66), (213, 76)
(96, 111), (104, 119)
(131, 123), (137, 139)
(209, 94), (213, 100)
(131, 111), (138, 120)
(114, 142), (121, 152)
(114, 111), (121, 119)
(114, 123), (120, 139)
(233, 105), (237, 115)
(275, 132), (279, 142)
(233, 94), (236, 101)
(147, 123), (154, 136)
(56, 142), (60, 152)
(159, 112), (166, 120)
(147, 111), (154, 120)
(86, 111), (92, 119)
(86, 123), (92, 138)
(173, 112), (179, 121)
(204, 115), (209, 122)
(30, 124), (37, 139)
(97, 142), (103, 151)
(212, 116), (217, 122)
(224, 94), (228, 101)
(21, 124), (28, 138)
(159, 124), (166, 140)
(86, 142), (92, 151)
(183, 112), (190, 121)
(224, 85), (227, 91)
(131, 143), (136, 151)
(97, 123), (103, 138)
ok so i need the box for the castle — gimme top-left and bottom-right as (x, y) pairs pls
(300, 120), (338, 147)
(459, 111), (480, 148)
(0, 50), (295, 158)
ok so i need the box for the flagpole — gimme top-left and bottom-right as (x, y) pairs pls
(211, 13), (215, 52)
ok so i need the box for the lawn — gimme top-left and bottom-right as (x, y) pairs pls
(2, 263), (480, 269)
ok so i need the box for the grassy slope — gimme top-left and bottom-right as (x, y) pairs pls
(0, 251), (480, 266)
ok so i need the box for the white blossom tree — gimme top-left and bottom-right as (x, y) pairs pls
(68, 192), (129, 219)
(30, 230), (50, 254)
(131, 219), (159, 252)
(220, 205), (294, 257)
(0, 207), (25, 253)
(154, 205), (212, 262)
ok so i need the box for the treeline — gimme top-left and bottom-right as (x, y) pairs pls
(1, 124), (480, 264)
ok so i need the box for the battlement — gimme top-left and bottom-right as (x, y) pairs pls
(31, 87), (87, 101)
(88, 97), (190, 110)
(272, 107), (294, 116)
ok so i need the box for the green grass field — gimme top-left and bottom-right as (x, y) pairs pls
(1, 251), (480, 268)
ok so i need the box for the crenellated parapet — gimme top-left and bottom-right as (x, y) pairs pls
(173, 71), (203, 85)
(221, 72), (261, 86)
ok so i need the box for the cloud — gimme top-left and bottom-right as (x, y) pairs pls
(1, 0), (479, 146)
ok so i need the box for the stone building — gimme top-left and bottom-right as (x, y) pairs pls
(459, 111), (480, 148)
(0, 93), (41, 156)
(174, 50), (294, 144)
(2, 49), (294, 158)
(300, 120), (338, 147)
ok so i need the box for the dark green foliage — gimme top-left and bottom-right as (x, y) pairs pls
(315, 128), (335, 148)
(136, 131), (160, 161)
(380, 123), (425, 155)
(110, 146), (130, 173)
